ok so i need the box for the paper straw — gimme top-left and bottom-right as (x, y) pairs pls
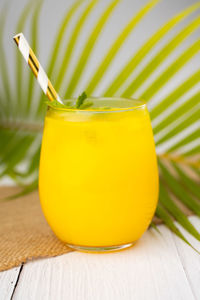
(13, 33), (63, 104)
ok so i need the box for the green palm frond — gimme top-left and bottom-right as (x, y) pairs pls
(0, 3), (12, 116)
(150, 70), (200, 119)
(63, 0), (121, 97)
(0, 0), (200, 248)
(156, 105), (199, 146)
(85, 0), (159, 95)
(159, 159), (200, 216)
(153, 91), (200, 135)
(36, 0), (83, 115)
(54, 0), (99, 92)
(166, 129), (199, 153)
(46, 0), (83, 79)
(140, 39), (200, 101)
(14, 0), (35, 111)
(159, 181), (200, 241)
(26, 0), (43, 113)
(172, 161), (200, 199)
(104, 2), (200, 96)
(155, 205), (197, 252)
(184, 145), (200, 156)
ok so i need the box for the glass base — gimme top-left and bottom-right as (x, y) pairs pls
(66, 242), (135, 253)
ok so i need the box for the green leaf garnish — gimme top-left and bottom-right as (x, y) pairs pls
(45, 92), (91, 110)
(45, 99), (66, 109)
(75, 91), (87, 108)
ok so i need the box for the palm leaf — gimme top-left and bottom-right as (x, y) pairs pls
(159, 159), (200, 216)
(104, 2), (200, 96)
(156, 105), (200, 146)
(36, 0), (83, 115)
(0, 1), (42, 186)
(0, 132), (21, 162)
(166, 128), (199, 153)
(47, 1), (83, 79)
(184, 145), (200, 156)
(155, 205), (197, 251)
(0, 3), (12, 117)
(54, 0), (99, 92)
(150, 69), (200, 119)
(85, 0), (159, 95)
(64, 0), (121, 97)
(122, 17), (200, 97)
(0, 135), (34, 178)
(156, 157), (200, 247)
(153, 92), (200, 135)
(14, 0), (35, 111)
(140, 39), (200, 101)
(26, 0), (43, 113)
(0, 179), (38, 202)
(0, 0), (200, 250)
(172, 162), (200, 199)
(159, 181), (200, 240)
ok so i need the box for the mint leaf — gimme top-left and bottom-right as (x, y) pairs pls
(76, 91), (87, 108)
(45, 92), (92, 110)
(45, 99), (74, 109)
(45, 99), (66, 109)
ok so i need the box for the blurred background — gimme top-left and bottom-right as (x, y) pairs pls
(1, 0), (199, 92)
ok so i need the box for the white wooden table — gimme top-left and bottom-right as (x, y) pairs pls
(1, 216), (200, 300)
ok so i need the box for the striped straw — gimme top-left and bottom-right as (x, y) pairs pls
(13, 33), (63, 104)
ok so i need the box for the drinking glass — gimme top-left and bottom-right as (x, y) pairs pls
(39, 97), (159, 252)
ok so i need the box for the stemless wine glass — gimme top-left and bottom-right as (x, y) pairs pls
(39, 97), (159, 252)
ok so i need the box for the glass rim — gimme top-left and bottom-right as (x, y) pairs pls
(48, 97), (146, 113)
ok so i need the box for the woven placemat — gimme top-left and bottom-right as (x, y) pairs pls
(0, 186), (191, 272)
(0, 186), (72, 272)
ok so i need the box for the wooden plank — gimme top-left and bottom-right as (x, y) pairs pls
(172, 216), (200, 300)
(13, 226), (195, 300)
(0, 266), (21, 300)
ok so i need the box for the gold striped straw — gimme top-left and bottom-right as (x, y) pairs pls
(13, 33), (63, 104)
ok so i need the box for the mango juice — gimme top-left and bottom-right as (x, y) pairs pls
(39, 98), (159, 251)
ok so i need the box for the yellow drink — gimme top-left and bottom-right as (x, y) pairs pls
(39, 98), (159, 252)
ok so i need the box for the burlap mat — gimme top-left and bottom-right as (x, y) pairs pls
(0, 186), (192, 272)
(0, 186), (72, 272)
